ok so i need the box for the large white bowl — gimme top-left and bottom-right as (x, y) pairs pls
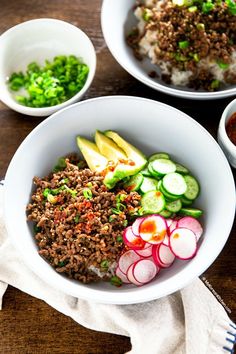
(101, 0), (236, 100)
(0, 19), (96, 116)
(4, 96), (235, 304)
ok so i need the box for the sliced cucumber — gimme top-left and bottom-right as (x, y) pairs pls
(141, 166), (152, 177)
(157, 180), (162, 190)
(124, 173), (144, 191)
(178, 208), (203, 218)
(150, 159), (176, 176)
(184, 175), (200, 200)
(159, 209), (172, 218)
(166, 199), (182, 213)
(181, 196), (193, 206)
(159, 182), (180, 201)
(162, 172), (187, 196)
(147, 163), (162, 179)
(175, 163), (189, 175)
(140, 177), (159, 194)
(141, 190), (165, 214)
(149, 152), (170, 162)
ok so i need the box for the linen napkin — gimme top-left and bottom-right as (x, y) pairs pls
(0, 183), (235, 354)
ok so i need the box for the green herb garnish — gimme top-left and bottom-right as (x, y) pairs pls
(178, 41), (190, 49)
(123, 220), (128, 227)
(217, 61), (230, 69)
(33, 225), (42, 233)
(100, 260), (109, 269)
(225, 0), (236, 14)
(116, 235), (123, 243)
(110, 276), (122, 287)
(211, 79), (220, 89)
(8, 55), (89, 108)
(53, 157), (67, 172)
(83, 188), (93, 200)
(202, 0), (214, 13)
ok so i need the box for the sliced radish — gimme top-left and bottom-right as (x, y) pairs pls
(169, 227), (197, 260)
(132, 217), (144, 236)
(139, 215), (167, 244)
(166, 218), (173, 228)
(123, 226), (145, 250)
(132, 259), (158, 284)
(168, 220), (178, 234)
(177, 216), (203, 241)
(158, 244), (175, 267)
(162, 235), (169, 246)
(126, 263), (143, 286)
(118, 250), (141, 274)
(135, 245), (153, 258)
(115, 267), (131, 284)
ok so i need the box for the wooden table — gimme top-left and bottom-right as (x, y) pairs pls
(0, 1), (235, 353)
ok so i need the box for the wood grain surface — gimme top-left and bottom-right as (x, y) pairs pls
(0, 1), (235, 353)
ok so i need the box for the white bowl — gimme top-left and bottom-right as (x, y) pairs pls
(0, 19), (96, 116)
(218, 98), (236, 168)
(101, 0), (236, 100)
(4, 96), (235, 304)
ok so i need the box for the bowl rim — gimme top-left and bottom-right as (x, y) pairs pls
(218, 98), (236, 154)
(101, 0), (236, 100)
(4, 95), (236, 304)
(0, 18), (97, 116)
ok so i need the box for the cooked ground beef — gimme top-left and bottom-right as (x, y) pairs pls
(128, 0), (236, 91)
(26, 157), (141, 283)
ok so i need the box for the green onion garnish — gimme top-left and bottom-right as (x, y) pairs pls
(225, 0), (236, 15)
(116, 235), (123, 243)
(178, 41), (190, 49)
(211, 79), (220, 89)
(53, 157), (67, 172)
(109, 215), (115, 222)
(142, 9), (152, 21)
(83, 188), (93, 200)
(188, 5), (198, 11)
(217, 61), (230, 69)
(33, 225), (42, 233)
(74, 215), (80, 223)
(100, 260), (109, 269)
(202, 1), (214, 13)
(196, 23), (205, 30)
(123, 220), (128, 227)
(110, 276), (122, 287)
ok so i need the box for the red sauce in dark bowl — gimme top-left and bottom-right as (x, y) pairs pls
(226, 112), (236, 146)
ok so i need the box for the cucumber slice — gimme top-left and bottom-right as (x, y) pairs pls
(124, 173), (144, 191)
(147, 163), (162, 179)
(141, 190), (165, 214)
(175, 163), (189, 175)
(159, 182), (180, 201)
(184, 175), (200, 200)
(150, 159), (176, 176)
(166, 199), (182, 212)
(159, 209), (172, 218)
(181, 196), (193, 206)
(140, 177), (159, 194)
(149, 152), (170, 162)
(162, 172), (187, 196)
(141, 166), (152, 177)
(178, 208), (203, 218)
(157, 180), (162, 190)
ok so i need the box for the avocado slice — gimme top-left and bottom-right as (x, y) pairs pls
(76, 136), (108, 172)
(103, 131), (147, 189)
(95, 130), (127, 161)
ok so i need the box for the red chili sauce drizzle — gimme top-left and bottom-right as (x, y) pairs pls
(226, 112), (236, 146)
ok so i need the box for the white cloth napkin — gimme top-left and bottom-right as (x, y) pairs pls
(0, 183), (235, 354)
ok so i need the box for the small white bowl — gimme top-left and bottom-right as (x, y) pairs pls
(0, 18), (96, 116)
(4, 96), (235, 304)
(218, 98), (236, 168)
(101, 0), (236, 100)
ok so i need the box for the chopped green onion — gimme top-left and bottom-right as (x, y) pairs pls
(74, 215), (80, 223)
(33, 225), (42, 233)
(47, 194), (57, 204)
(123, 220), (128, 227)
(100, 260), (109, 269)
(178, 41), (190, 49)
(188, 5), (198, 11)
(53, 157), (67, 172)
(83, 188), (93, 200)
(64, 185), (77, 198)
(61, 178), (69, 184)
(172, 0), (185, 6)
(202, 1), (214, 13)
(193, 53), (200, 62)
(116, 193), (127, 203)
(175, 53), (188, 61)
(43, 188), (51, 198)
(225, 0), (236, 15)
(196, 23), (205, 30)
(58, 261), (66, 267)
(217, 61), (230, 69)
(109, 215), (115, 222)
(111, 208), (122, 215)
(184, 0), (194, 5)
(86, 182), (93, 188)
(110, 276), (122, 287)
(142, 9), (152, 21)
(211, 79), (220, 89)
(116, 235), (123, 243)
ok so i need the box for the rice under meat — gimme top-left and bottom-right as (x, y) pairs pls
(128, 0), (236, 91)
(26, 157), (141, 284)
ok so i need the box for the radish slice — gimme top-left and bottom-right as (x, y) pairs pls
(135, 245), (153, 258)
(139, 215), (167, 244)
(126, 263), (143, 286)
(177, 217), (203, 241)
(132, 217), (144, 236)
(118, 250), (141, 274)
(158, 244), (175, 267)
(162, 235), (169, 246)
(168, 220), (178, 234)
(123, 226), (145, 249)
(166, 218), (173, 228)
(132, 259), (158, 284)
(169, 227), (197, 260)
(115, 266), (131, 284)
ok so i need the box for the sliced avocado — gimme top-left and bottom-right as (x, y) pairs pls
(95, 130), (127, 161)
(103, 131), (147, 188)
(76, 136), (108, 172)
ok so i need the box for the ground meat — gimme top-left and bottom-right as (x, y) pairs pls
(128, 0), (236, 91)
(26, 157), (141, 284)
